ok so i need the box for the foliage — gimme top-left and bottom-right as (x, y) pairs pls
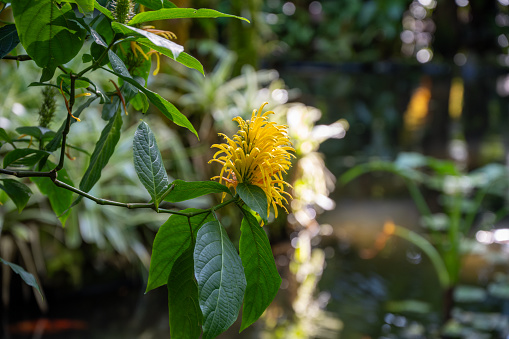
(0, 1), (292, 337)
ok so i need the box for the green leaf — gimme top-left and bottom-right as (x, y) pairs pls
(108, 50), (138, 98)
(102, 67), (198, 138)
(239, 209), (281, 331)
(16, 126), (55, 140)
(237, 183), (268, 224)
(131, 92), (149, 113)
(0, 258), (42, 296)
(3, 149), (51, 168)
(94, 0), (114, 20)
(56, 74), (90, 89)
(111, 22), (184, 60)
(79, 110), (123, 193)
(133, 121), (168, 209)
(11, 1), (86, 77)
(164, 180), (231, 203)
(0, 179), (32, 212)
(128, 8), (250, 25)
(0, 128), (11, 143)
(28, 82), (70, 95)
(136, 39), (204, 75)
(146, 209), (213, 292)
(135, 0), (176, 10)
(167, 246), (202, 339)
(45, 97), (97, 152)
(31, 161), (74, 226)
(194, 220), (246, 339)
(0, 24), (19, 59)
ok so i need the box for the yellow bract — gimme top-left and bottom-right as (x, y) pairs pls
(209, 103), (295, 220)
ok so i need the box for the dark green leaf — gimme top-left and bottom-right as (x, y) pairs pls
(146, 209), (213, 292)
(31, 161), (74, 226)
(167, 246), (202, 339)
(0, 24), (19, 59)
(3, 149), (51, 168)
(108, 50), (138, 98)
(133, 121), (168, 209)
(111, 23), (184, 60)
(164, 180), (230, 203)
(129, 8), (250, 25)
(237, 183), (268, 224)
(0, 179), (32, 212)
(135, 0), (176, 10)
(239, 209), (281, 331)
(16, 126), (55, 140)
(0, 128), (11, 143)
(11, 1), (86, 75)
(0, 258), (42, 296)
(94, 0), (114, 20)
(102, 67), (198, 138)
(45, 97), (97, 152)
(194, 220), (246, 339)
(79, 110), (123, 193)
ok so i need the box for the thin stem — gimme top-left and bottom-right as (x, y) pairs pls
(0, 168), (55, 178)
(2, 55), (32, 61)
(53, 75), (76, 172)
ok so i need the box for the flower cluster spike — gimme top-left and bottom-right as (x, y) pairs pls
(210, 103), (295, 219)
(110, 0), (135, 24)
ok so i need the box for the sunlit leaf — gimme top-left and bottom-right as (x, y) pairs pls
(129, 8), (250, 25)
(11, 1), (86, 81)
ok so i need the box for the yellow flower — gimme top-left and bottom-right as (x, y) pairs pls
(209, 103), (295, 219)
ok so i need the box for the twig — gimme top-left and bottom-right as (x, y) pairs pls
(2, 55), (32, 61)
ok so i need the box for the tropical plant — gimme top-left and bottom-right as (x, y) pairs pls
(0, 0), (296, 337)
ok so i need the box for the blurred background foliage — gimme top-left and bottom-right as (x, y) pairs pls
(3, 0), (509, 338)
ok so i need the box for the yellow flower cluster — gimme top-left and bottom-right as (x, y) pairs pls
(210, 103), (295, 219)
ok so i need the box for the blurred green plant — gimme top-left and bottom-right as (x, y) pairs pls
(341, 152), (509, 320)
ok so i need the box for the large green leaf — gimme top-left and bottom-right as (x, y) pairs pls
(236, 183), (268, 224)
(135, 0), (176, 10)
(164, 180), (230, 203)
(31, 161), (74, 226)
(239, 209), (281, 331)
(79, 110), (123, 193)
(146, 209), (213, 292)
(133, 121), (168, 209)
(3, 149), (50, 168)
(111, 23), (184, 60)
(128, 8), (250, 25)
(0, 258), (42, 296)
(0, 24), (19, 59)
(0, 179), (32, 212)
(102, 67), (198, 138)
(167, 246), (202, 339)
(11, 1), (86, 80)
(194, 220), (246, 339)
